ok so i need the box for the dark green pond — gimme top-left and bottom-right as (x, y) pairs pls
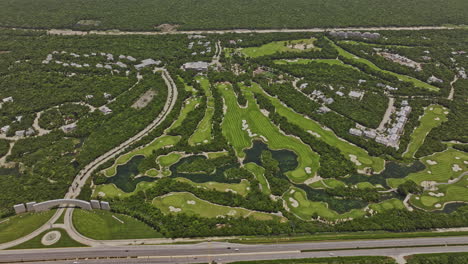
(243, 140), (298, 173)
(342, 161), (425, 188)
(169, 155), (240, 183)
(105, 155), (157, 193)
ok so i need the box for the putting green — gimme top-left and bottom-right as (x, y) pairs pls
(283, 187), (366, 221)
(369, 198), (405, 213)
(158, 152), (182, 167)
(403, 105), (448, 159)
(219, 83), (319, 183)
(405, 148), (467, 185)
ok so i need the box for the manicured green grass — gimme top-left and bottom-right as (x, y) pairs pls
(230, 230), (468, 244)
(369, 198), (405, 213)
(175, 177), (251, 196)
(410, 174), (468, 210)
(249, 84), (384, 172)
(93, 181), (158, 198)
(9, 228), (86, 249)
(153, 192), (283, 221)
(244, 162), (270, 195)
(206, 151), (229, 159)
(403, 105), (449, 158)
(73, 209), (163, 240)
(241, 38), (318, 58)
(283, 187), (366, 221)
(0, 210), (55, 244)
(169, 97), (201, 131)
(405, 148), (467, 185)
(330, 39), (440, 91)
(323, 178), (346, 188)
(158, 152), (182, 167)
(274, 58), (347, 66)
(407, 252), (468, 264)
(104, 135), (180, 176)
(189, 78), (214, 145)
(230, 256), (396, 264)
(219, 83), (320, 183)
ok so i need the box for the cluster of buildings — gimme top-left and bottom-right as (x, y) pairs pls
(42, 50), (161, 73)
(378, 52), (422, 71)
(377, 83), (398, 91)
(349, 100), (411, 148)
(329, 31), (381, 39)
(182, 61), (210, 72)
(188, 40), (212, 56)
(427, 75), (444, 84)
(308, 89), (335, 105)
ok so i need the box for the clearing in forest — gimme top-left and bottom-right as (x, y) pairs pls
(241, 38), (318, 58)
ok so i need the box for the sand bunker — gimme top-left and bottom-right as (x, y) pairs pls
(426, 160), (438, 165)
(169, 206), (182, 212)
(305, 167), (312, 174)
(429, 192), (445, 197)
(452, 164), (462, 172)
(227, 210), (237, 216)
(187, 200), (196, 205)
(349, 154), (362, 166)
(307, 130), (321, 138)
(288, 197), (299, 208)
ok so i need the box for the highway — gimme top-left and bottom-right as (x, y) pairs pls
(1, 236), (468, 263)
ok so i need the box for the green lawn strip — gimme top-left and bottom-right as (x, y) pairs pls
(229, 230), (468, 244)
(229, 256), (396, 264)
(322, 178), (346, 188)
(73, 209), (163, 240)
(93, 181), (158, 199)
(369, 198), (405, 213)
(410, 174), (468, 211)
(274, 58), (347, 66)
(168, 96), (201, 131)
(0, 210), (55, 244)
(219, 83), (319, 183)
(152, 192), (283, 221)
(283, 187), (365, 221)
(244, 162), (271, 195)
(249, 83), (384, 172)
(103, 135), (180, 176)
(157, 152), (182, 167)
(8, 228), (86, 250)
(188, 78), (214, 145)
(406, 252), (468, 263)
(241, 38), (318, 58)
(175, 177), (250, 196)
(403, 105), (449, 159)
(330, 39), (439, 91)
(206, 151), (229, 159)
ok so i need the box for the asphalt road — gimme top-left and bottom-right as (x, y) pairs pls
(2, 236), (468, 263)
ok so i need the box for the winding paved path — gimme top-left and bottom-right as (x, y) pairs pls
(0, 68), (178, 250)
